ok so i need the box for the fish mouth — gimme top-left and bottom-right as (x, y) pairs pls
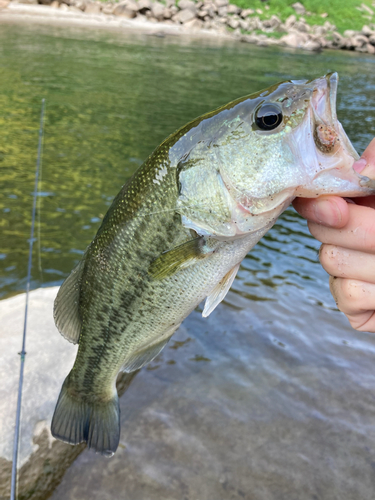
(311, 72), (338, 125)
(311, 72), (359, 160)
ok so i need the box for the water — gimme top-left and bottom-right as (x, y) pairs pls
(1, 21), (375, 500)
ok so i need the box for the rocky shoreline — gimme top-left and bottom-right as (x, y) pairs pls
(1, 0), (375, 54)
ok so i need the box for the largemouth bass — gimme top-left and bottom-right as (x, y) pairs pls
(52, 73), (374, 457)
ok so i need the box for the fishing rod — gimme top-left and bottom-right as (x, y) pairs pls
(10, 99), (45, 500)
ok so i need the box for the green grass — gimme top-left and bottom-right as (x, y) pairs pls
(231, 0), (375, 34)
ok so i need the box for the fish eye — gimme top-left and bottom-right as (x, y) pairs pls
(255, 104), (283, 131)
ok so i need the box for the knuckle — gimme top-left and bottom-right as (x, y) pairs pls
(319, 244), (338, 274)
(339, 278), (363, 303)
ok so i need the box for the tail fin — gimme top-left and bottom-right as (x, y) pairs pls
(51, 377), (120, 457)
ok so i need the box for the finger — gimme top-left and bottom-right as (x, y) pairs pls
(329, 276), (375, 332)
(292, 196), (349, 228)
(308, 203), (375, 253)
(353, 138), (375, 177)
(319, 244), (375, 282)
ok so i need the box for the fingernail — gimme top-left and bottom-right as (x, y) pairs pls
(313, 199), (341, 227)
(353, 158), (367, 173)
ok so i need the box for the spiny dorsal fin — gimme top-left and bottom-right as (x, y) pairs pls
(202, 263), (240, 317)
(149, 237), (208, 280)
(53, 258), (85, 344)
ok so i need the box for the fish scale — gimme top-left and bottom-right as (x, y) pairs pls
(51, 73), (375, 456)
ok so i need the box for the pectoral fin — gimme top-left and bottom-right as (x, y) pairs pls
(149, 237), (209, 280)
(202, 263), (240, 317)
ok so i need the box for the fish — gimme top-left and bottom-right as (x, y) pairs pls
(51, 72), (374, 457)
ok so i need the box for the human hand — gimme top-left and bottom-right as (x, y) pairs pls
(292, 138), (375, 332)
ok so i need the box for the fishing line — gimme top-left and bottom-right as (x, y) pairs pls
(10, 99), (45, 500)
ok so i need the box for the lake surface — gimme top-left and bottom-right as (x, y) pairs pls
(1, 21), (375, 500)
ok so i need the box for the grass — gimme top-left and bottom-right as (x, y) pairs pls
(230, 0), (375, 33)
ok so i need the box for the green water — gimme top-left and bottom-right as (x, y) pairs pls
(2, 21), (375, 500)
(1, 22), (375, 299)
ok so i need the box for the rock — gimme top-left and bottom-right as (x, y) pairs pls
(354, 34), (369, 47)
(217, 5), (227, 16)
(239, 19), (249, 31)
(303, 39), (321, 51)
(369, 34), (375, 45)
(113, 1), (136, 17)
(102, 3), (114, 14)
(292, 1), (305, 15)
(184, 17), (203, 29)
(178, 0), (196, 11)
(214, 0), (228, 7)
(84, 1), (101, 14)
(59, 3), (69, 10)
(366, 42), (375, 53)
(280, 32), (308, 48)
(293, 20), (308, 32)
(240, 8), (254, 18)
(13, 0), (39, 4)
(138, 0), (151, 10)
(240, 34), (260, 44)
(163, 7), (172, 18)
(255, 8), (262, 14)
(362, 25), (375, 36)
(151, 1), (164, 19)
(227, 3), (239, 14)
(50, 0), (59, 7)
(165, 0), (175, 6)
(285, 14), (296, 29)
(320, 12), (328, 18)
(343, 29), (356, 37)
(174, 7), (196, 23)
(227, 17), (239, 29)
(0, 288), (139, 500)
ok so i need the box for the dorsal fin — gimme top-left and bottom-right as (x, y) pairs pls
(202, 263), (240, 317)
(53, 258), (85, 344)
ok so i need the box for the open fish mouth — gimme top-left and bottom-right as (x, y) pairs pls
(311, 72), (359, 160)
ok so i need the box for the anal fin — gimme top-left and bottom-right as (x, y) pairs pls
(202, 263), (240, 317)
(121, 324), (180, 372)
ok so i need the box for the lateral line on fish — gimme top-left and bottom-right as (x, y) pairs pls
(10, 99), (46, 500)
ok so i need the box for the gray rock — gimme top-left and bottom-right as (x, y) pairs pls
(84, 1), (101, 13)
(280, 31), (308, 48)
(163, 7), (172, 18)
(240, 8), (254, 18)
(214, 0), (227, 7)
(151, 1), (164, 19)
(184, 17), (203, 29)
(227, 17), (239, 29)
(0, 288), (139, 500)
(362, 24), (375, 36)
(303, 39), (321, 51)
(369, 34), (375, 45)
(240, 34), (260, 44)
(343, 29), (356, 38)
(165, 0), (175, 6)
(174, 7), (196, 23)
(178, 0), (196, 12)
(137, 0), (151, 10)
(102, 3), (114, 14)
(217, 5), (227, 16)
(239, 19), (249, 31)
(113, 2), (136, 17)
(294, 20), (308, 32)
(292, 1), (305, 15)
(227, 3), (239, 14)
(366, 43), (375, 53)
(285, 14), (296, 29)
